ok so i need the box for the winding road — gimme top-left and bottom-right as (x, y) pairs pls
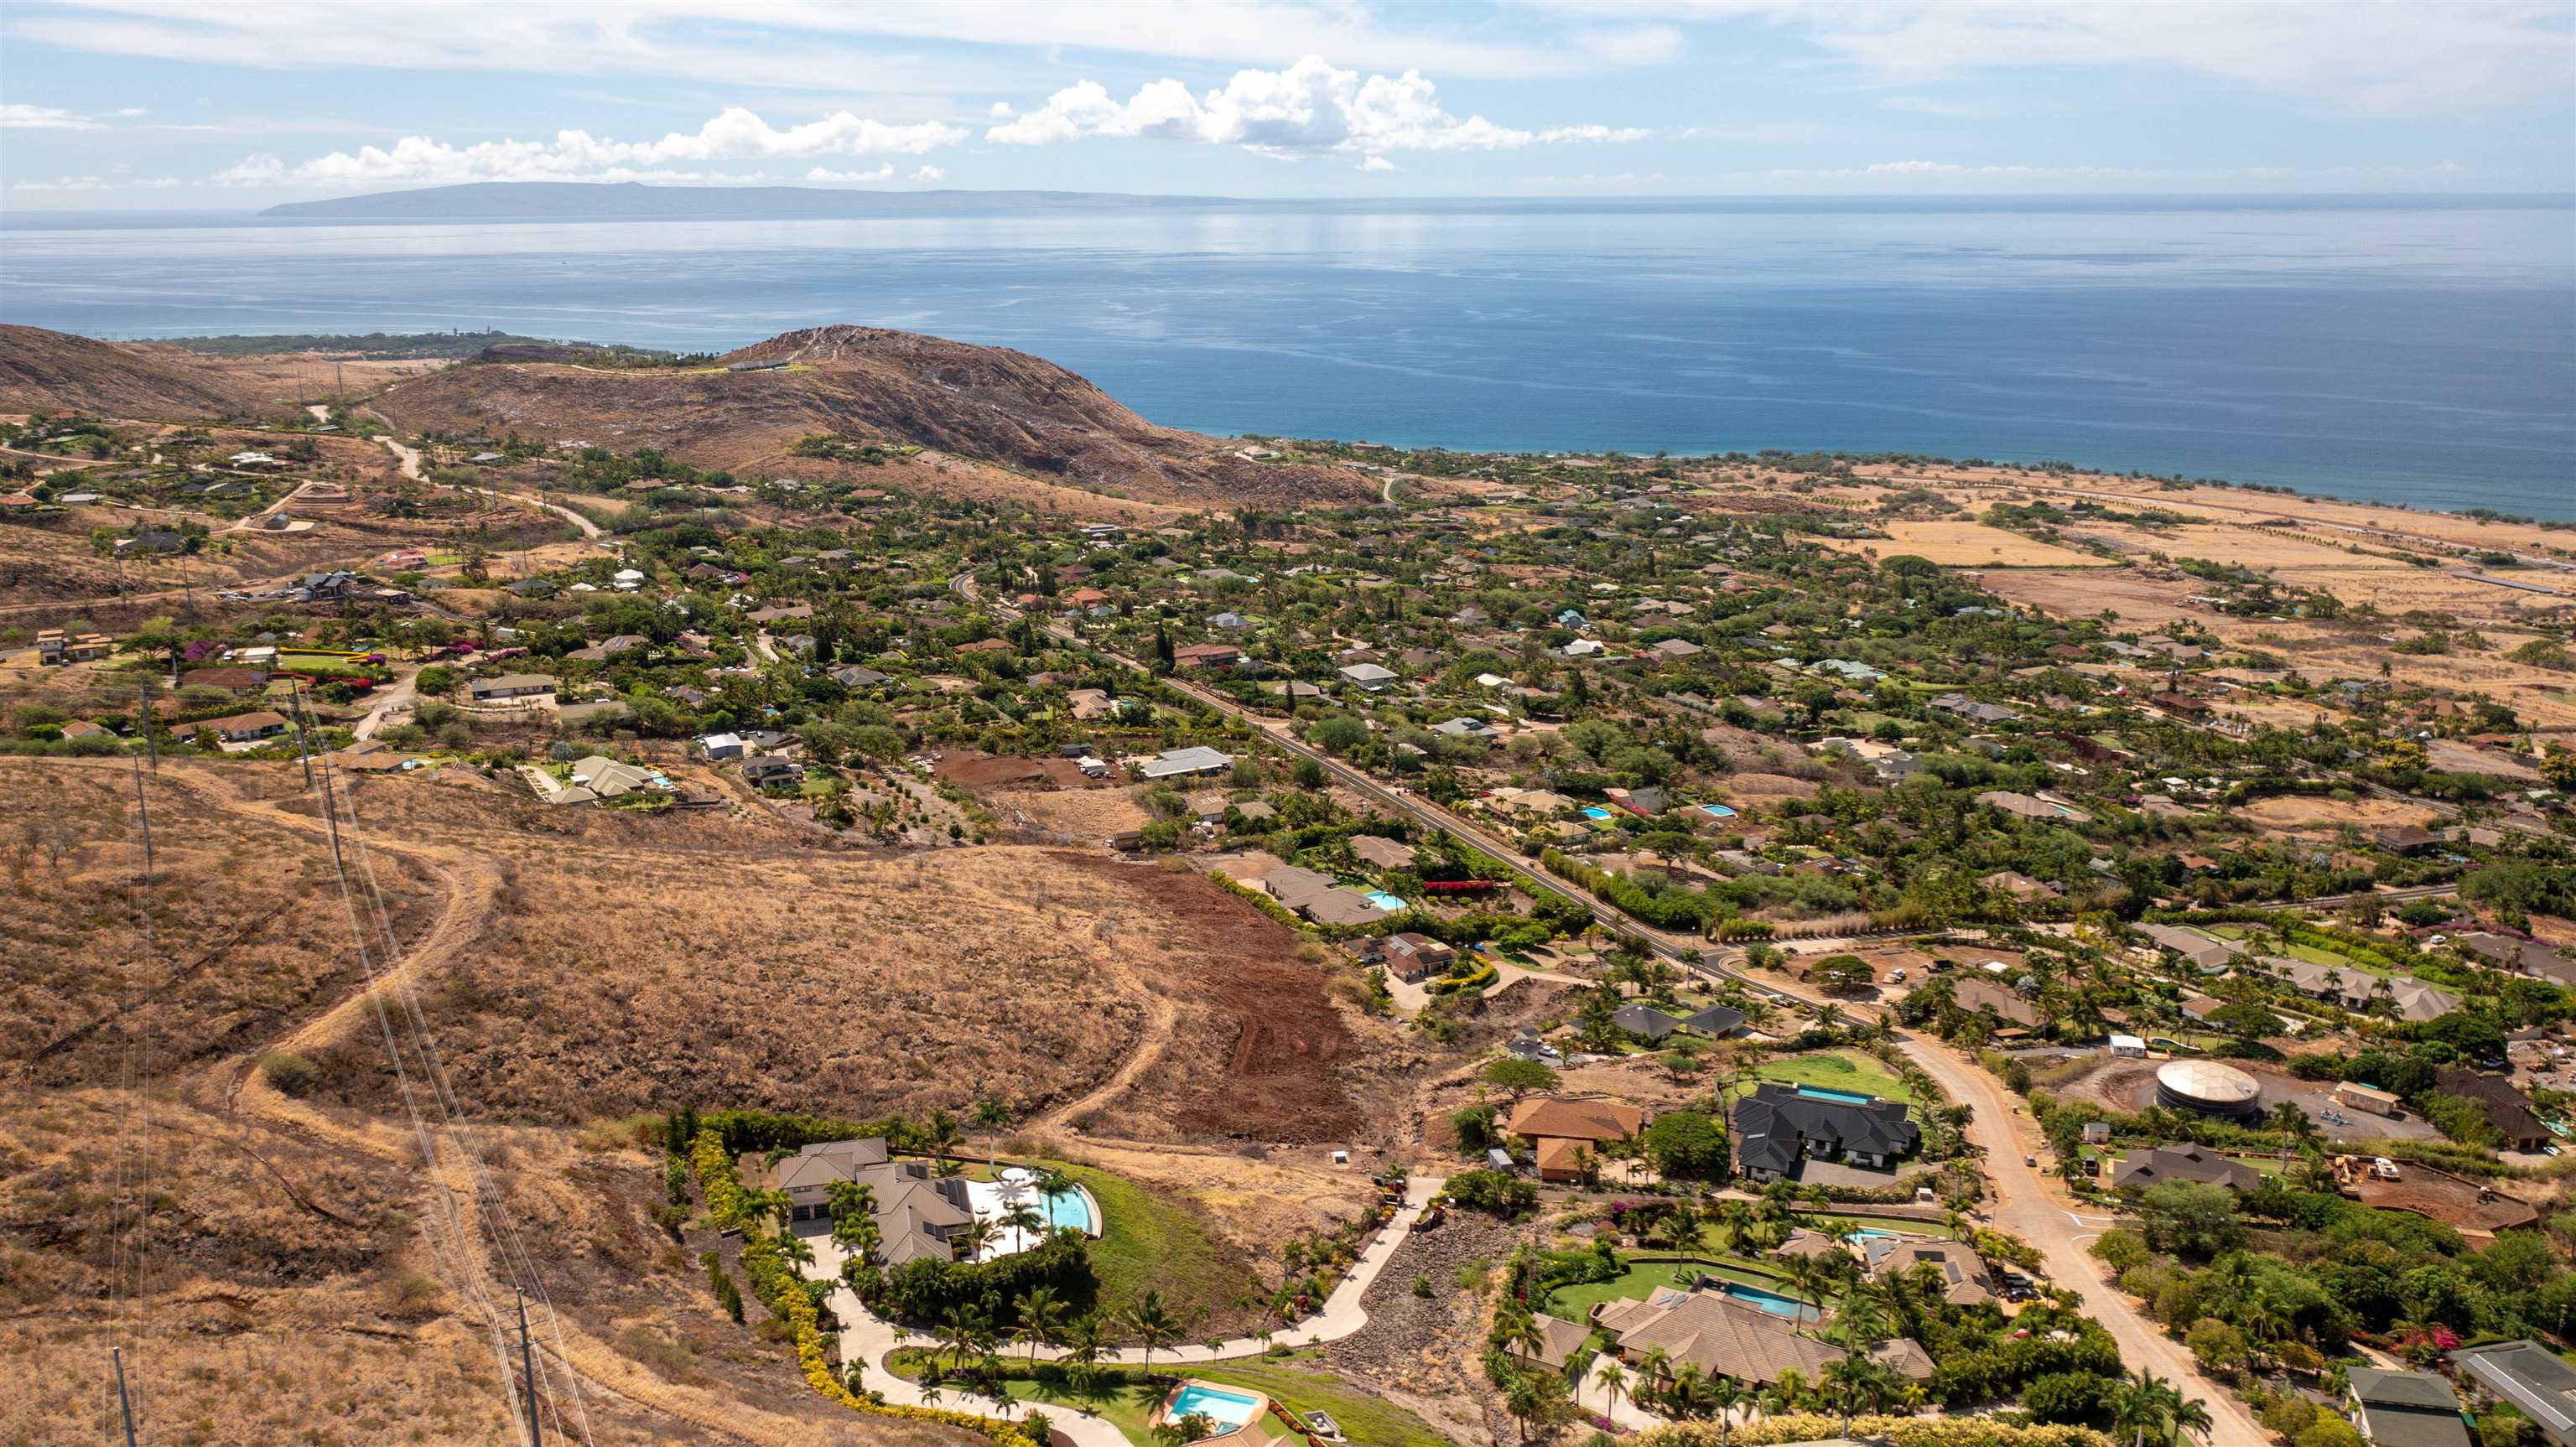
(950, 568), (2270, 1444)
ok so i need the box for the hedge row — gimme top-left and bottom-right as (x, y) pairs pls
(1639, 1413), (2111, 1447)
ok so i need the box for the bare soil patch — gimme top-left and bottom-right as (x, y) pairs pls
(1057, 855), (1376, 1147)
(1816, 520), (2109, 569)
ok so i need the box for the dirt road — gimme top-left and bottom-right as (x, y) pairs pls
(351, 661), (423, 740)
(1899, 1037), (2266, 1447)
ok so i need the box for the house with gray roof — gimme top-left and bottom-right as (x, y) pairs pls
(2346, 1367), (2470, 1447)
(2451, 1341), (2576, 1446)
(1732, 1083), (1919, 1182)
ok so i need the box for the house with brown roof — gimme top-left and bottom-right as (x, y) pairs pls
(1594, 1286), (1935, 1391)
(1950, 974), (2044, 1029)
(198, 710), (292, 744)
(1171, 643), (1241, 669)
(1864, 1238), (1999, 1306)
(2434, 1067), (2551, 1152)
(179, 666), (267, 693)
(1349, 834), (1415, 870)
(1507, 1097), (1645, 1182)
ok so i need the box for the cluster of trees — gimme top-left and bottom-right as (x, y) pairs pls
(2093, 1171), (2576, 1376)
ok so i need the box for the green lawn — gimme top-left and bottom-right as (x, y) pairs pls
(940, 1155), (1242, 1332)
(1546, 1258), (1696, 1320)
(1732, 1050), (1913, 1106)
(888, 1353), (1458, 1447)
(1050, 1161), (1241, 1331)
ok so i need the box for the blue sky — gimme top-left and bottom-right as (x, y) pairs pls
(2, 1), (2570, 208)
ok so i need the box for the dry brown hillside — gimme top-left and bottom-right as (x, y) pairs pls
(0, 325), (270, 418)
(368, 324), (1375, 509)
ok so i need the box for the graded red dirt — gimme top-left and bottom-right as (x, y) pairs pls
(1058, 855), (1368, 1146)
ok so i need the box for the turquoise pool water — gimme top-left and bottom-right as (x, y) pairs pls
(1042, 1187), (1096, 1234)
(1719, 1283), (1820, 1321)
(1169, 1383), (1262, 1429)
(1366, 891), (1407, 911)
(1795, 1086), (1875, 1105)
(1852, 1227), (1899, 1239)
(1699, 803), (1737, 817)
(1581, 806), (1614, 820)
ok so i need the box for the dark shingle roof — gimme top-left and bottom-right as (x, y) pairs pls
(1733, 1082), (1918, 1178)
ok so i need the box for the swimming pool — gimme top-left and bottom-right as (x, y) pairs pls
(1365, 891), (1407, 911)
(1698, 803), (1737, 818)
(1794, 1086), (1876, 1105)
(1168, 1383), (1264, 1430)
(1581, 806), (1614, 820)
(1718, 1283), (1820, 1321)
(1041, 1186), (1097, 1234)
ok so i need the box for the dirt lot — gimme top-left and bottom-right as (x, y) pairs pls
(986, 785), (1150, 839)
(2352, 1168), (2544, 1237)
(1816, 520), (2111, 569)
(2237, 793), (2443, 838)
(1056, 854), (1384, 1148)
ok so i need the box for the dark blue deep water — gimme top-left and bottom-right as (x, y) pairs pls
(3, 199), (2570, 517)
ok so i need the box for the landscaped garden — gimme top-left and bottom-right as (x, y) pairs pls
(882, 1351), (1459, 1447)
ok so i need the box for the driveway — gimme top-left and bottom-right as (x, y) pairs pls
(1899, 1037), (2267, 1447)
(817, 1174), (1444, 1444)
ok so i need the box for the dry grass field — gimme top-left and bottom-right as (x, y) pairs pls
(1815, 519), (2109, 568)
(2236, 793), (2442, 838)
(0, 753), (1417, 1442)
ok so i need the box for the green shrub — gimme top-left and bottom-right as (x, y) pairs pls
(259, 1051), (322, 1097)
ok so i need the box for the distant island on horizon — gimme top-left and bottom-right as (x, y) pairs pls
(247, 181), (2576, 224)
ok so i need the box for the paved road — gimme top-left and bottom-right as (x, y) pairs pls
(1898, 1038), (2266, 1447)
(351, 661), (423, 741)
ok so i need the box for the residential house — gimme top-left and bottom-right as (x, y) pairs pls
(1510, 1314), (1594, 1377)
(1681, 1004), (1748, 1037)
(2137, 923), (2236, 972)
(1951, 975), (2045, 1031)
(2449, 1341), (2576, 1446)
(1338, 662), (1399, 691)
(1612, 1003), (1685, 1043)
(199, 710), (292, 744)
(1381, 932), (1456, 982)
(2345, 1368), (2470, 1447)
(830, 665), (890, 688)
(761, 1138), (972, 1267)
(2457, 933), (2576, 988)
(1595, 1286), (1932, 1391)
(1349, 835), (1415, 870)
(1171, 643), (1241, 669)
(1732, 1083), (1919, 1182)
(740, 755), (804, 788)
(469, 673), (558, 703)
(2266, 957), (2459, 1021)
(1932, 692), (2020, 725)
(1136, 745), (1232, 780)
(556, 699), (631, 728)
(1505, 1097), (1645, 1182)
(2433, 1067), (2551, 1151)
(699, 733), (745, 761)
(1863, 1238), (1998, 1306)
(2108, 1142), (2262, 1192)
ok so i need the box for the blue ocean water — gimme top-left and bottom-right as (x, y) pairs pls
(2, 198), (2569, 518)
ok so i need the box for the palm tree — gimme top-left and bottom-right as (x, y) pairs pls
(1015, 1285), (1067, 1369)
(924, 1109), (966, 1177)
(1708, 1378), (1748, 1446)
(953, 1216), (1000, 1262)
(1716, 1200), (1754, 1253)
(828, 1181), (879, 1253)
(1063, 1315), (1105, 1411)
(1000, 1201), (1047, 1251)
(1668, 1362), (1710, 1420)
(1126, 1290), (1181, 1383)
(1592, 1358), (1628, 1421)
(974, 1096), (1014, 1170)
(938, 1309), (984, 1373)
(1637, 1345), (1675, 1403)
(774, 1231), (816, 1273)
(1498, 1308), (1548, 1366)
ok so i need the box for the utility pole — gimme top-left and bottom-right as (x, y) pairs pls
(286, 680), (314, 789)
(136, 676), (158, 771)
(517, 1289), (543, 1447)
(112, 1346), (138, 1447)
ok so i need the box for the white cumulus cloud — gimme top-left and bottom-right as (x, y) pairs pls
(1358, 155), (1397, 172)
(986, 56), (1649, 156)
(221, 106), (967, 188)
(913, 164), (946, 181)
(2, 103), (103, 129)
(806, 164), (894, 183)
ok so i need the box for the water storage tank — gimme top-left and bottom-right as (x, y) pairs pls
(2155, 1060), (2262, 1120)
